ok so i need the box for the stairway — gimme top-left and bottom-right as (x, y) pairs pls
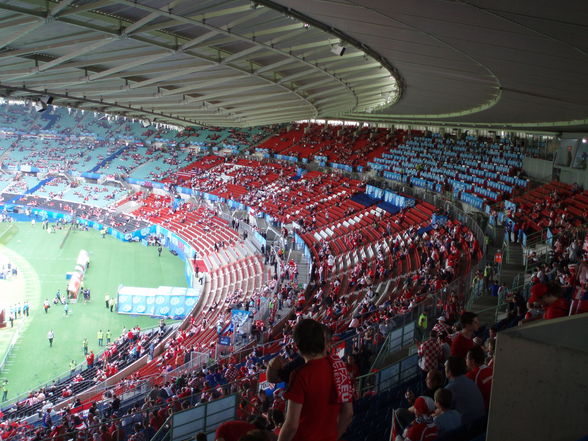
(286, 249), (311, 286)
(116, 200), (140, 215)
(470, 239), (525, 326)
(470, 294), (499, 326)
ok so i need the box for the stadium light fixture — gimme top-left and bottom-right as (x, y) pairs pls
(34, 95), (54, 112)
(331, 43), (346, 56)
(33, 100), (45, 112)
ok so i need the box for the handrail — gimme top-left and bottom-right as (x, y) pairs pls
(522, 227), (549, 249)
(0, 321), (22, 376)
(355, 353), (419, 398)
(369, 317), (415, 371)
(151, 415), (172, 441)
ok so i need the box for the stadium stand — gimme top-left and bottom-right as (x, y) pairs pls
(0, 101), (585, 441)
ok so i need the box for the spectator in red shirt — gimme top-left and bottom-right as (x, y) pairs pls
(86, 351), (95, 368)
(390, 369), (444, 439)
(395, 397), (438, 441)
(100, 424), (112, 441)
(466, 346), (493, 409)
(522, 282), (569, 323)
(543, 290), (569, 320)
(443, 292), (461, 323)
(527, 279), (548, 308)
(450, 312), (480, 359)
(346, 354), (360, 381)
(215, 420), (256, 441)
(418, 330), (444, 373)
(278, 319), (353, 441)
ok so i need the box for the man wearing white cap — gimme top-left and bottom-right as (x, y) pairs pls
(432, 316), (451, 335)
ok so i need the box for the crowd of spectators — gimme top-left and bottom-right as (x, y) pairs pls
(1, 196), (147, 233)
(257, 122), (393, 168)
(501, 180), (587, 237)
(2, 326), (170, 426)
(0, 109), (583, 441)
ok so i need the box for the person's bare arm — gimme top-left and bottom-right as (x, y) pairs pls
(337, 401), (354, 438)
(277, 400), (302, 441)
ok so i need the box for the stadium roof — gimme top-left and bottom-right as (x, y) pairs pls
(0, 0), (585, 131)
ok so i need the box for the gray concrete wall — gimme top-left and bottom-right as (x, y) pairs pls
(522, 157), (553, 181)
(487, 315), (588, 441)
(557, 166), (588, 189)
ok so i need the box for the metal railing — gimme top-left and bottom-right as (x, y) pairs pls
(169, 394), (236, 441)
(522, 227), (549, 249)
(356, 353), (419, 398)
(162, 351), (209, 384)
(370, 319), (415, 371)
(0, 316), (23, 376)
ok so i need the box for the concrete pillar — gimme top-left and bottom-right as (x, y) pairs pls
(487, 315), (588, 441)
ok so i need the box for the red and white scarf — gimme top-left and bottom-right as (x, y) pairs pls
(328, 354), (354, 403)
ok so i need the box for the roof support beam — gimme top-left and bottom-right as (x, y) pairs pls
(220, 45), (264, 65)
(57, 0), (116, 17)
(0, 20), (43, 51)
(144, 86), (282, 109)
(254, 57), (296, 75)
(49, 0), (78, 17)
(0, 0), (79, 52)
(87, 52), (173, 82)
(3, 38), (116, 80)
(123, 0), (186, 36)
(179, 30), (218, 51)
(111, 0), (353, 104)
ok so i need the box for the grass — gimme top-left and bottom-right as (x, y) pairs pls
(0, 222), (186, 401)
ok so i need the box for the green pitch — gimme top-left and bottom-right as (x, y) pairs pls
(0, 222), (186, 403)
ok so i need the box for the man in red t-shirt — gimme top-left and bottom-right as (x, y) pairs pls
(528, 280), (548, 307)
(466, 346), (493, 409)
(543, 291), (569, 320)
(215, 420), (255, 441)
(524, 282), (569, 323)
(86, 351), (95, 368)
(450, 312), (480, 359)
(279, 319), (353, 441)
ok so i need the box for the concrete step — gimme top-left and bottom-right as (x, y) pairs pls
(116, 200), (139, 214)
(266, 228), (279, 241)
(505, 243), (525, 266)
(471, 294), (499, 325)
(256, 217), (268, 231)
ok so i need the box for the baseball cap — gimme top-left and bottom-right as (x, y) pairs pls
(410, 396), (435, 415)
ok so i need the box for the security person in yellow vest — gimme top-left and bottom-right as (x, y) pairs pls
(417, 312), (428, 341)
